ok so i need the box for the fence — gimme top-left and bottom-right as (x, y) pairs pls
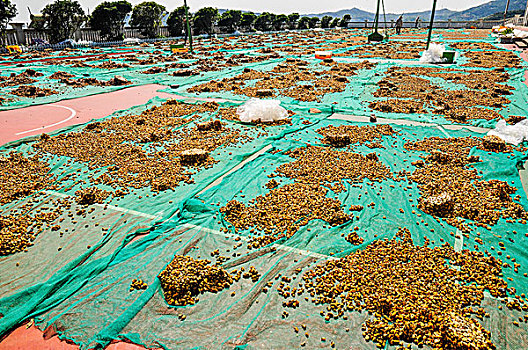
(0, 30), (18, 46)
(505, 14), (528, 26)
(4, 26), (172, 47)
(24, 29), (50, 44)
(347, 19), (505, 29)
(1, 18), (515, 50)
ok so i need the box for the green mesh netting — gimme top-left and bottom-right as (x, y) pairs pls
(1, 29), (528, 350)
(1, 104), (528, 349)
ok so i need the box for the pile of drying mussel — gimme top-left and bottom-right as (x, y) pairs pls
(158, 255), (233, 306)
(36, 100), (251, 193)
(275, 145), (391, 193)
(221, 124), (397, 248)
(462, 50), (522, 69)
(221, 182), (351, 249)
(296, 227), (505, 350)
(188, 59), (375, 103)
(335, 41), (426, 60)
(0, 100), (254, 256)
(0, 152), (54, 204)
(370, 66), (514, 123)
(10, 85), (58, 98)
(405, 136), (527, 230)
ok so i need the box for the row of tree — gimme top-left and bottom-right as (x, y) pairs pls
(0, 0), (354, 44)
(93, 4), (353, 40)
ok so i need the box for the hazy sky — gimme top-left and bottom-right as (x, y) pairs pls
(15, 0), (491, 23)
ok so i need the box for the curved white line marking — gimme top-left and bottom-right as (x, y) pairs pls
(16, 105), (77, 136)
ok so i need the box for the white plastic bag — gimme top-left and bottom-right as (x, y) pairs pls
(488, 119), (528, 146)
(513, 29), (528, 38)
(236, 98), (288, 123)
(419, 43), (446, 63)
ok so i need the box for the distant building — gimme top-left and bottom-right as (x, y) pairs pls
(28, 7), (46, 29)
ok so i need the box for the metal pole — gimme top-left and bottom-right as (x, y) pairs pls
(523, 0), (528, 26)
(503, 0), (511, 25)
(374, 0), (381, 32)
(184, 0), (193, 53)
(426, 0), (438, 50)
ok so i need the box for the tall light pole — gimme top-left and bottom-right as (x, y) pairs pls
(374, 0), (381, 33)
(523, 0), (528, 26)
(426, 0), (438, 50)
(184, 0), (193, 53)
(503, 0), (511, 25)
(368, 0), (384, 42)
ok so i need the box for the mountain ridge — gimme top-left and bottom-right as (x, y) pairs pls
(303, 0), (526, 21)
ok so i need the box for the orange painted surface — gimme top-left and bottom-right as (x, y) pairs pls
(0, 51), (136, 66)
(0, 323), (151, 350)
(0, 84), (175, 146)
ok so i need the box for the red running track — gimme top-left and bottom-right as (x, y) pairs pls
(0, 84), (175, 146)
(0, 322), (152, 350)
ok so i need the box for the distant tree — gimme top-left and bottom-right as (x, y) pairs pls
(167, 5), (189, 37)
(309, 17), (319, 28)
(339, 14), (351, 27)
(89, 0), (131, 40)
(240, 12), (256, 29)
(321, 15), (332, 28)
(254, 12), (274, 32)
(287, 13), (299, 29)
(217, 9), (241, 32)
(42, 0), (85, 43)
(0, 0), (17, 38)
(130, 1), (165, 38)
(297, 16), (310, 30)
(329, 17), (340, 27)
(272, 14), (288, 31)
(192, 7), (218, 36)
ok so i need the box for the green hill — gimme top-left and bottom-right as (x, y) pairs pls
(304, 0), (526, 22)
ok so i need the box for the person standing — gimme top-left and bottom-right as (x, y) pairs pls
(415, 16), (420, 28)
(396, 15), (403, 35)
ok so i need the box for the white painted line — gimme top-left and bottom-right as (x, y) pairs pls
(454, 229), (463, 252)
(46, 190), (332, 259)
(331, 113), (491, 135)
(44, 190), (162, 220)
(436, 125), (452, 138)
(330, 57), (421, 65)
(182, 223), (334, 260)
(196, 145), (273, 195)
(16, 105), (77, 136)
(330, 113), (437, 127)
(519, 160), (528, 200)
(443, 124), (490, 134)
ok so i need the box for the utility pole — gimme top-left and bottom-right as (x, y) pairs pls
(368, 0), (384, 42)
(374, 0), (380, 33)
(524, 0), (528, 26)
(503, 0), (511, 25)
(426, 0), (438, 50)
(184, 0), (193, 53)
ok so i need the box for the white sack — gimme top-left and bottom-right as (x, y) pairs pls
(488, 119), (528, 146)
(236, 98), (288, 123)
(419, 43), (446, 63)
